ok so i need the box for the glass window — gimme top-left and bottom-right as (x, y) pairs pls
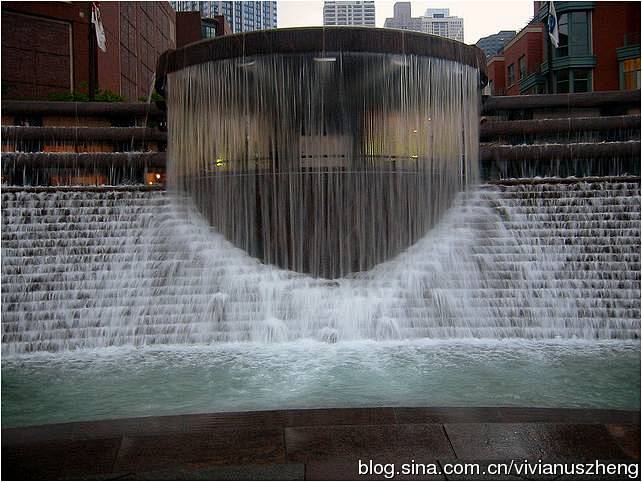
(573, 69), (591, 92)
(556, 13), (569, 57)
(622, 58), (641, 89)
(518, 55), (527, 79)
(556, 69), (569, 93)
(570, 11), (589, 55)
(507, 63), (515, 86)
(201, 24), (216, 38)
(554, 11), (590, 57)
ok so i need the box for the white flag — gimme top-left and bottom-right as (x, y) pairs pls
(547, 1), (559, 48)
(92, 3), (107, 52)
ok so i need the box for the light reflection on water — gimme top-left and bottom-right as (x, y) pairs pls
(2, 338), (639, 428)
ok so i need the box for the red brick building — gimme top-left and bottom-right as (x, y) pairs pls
(487, 1), (641, 95)
(1, 1), (176, 101)
(502, 25), (544, 95)
(486, 56), (506, 96)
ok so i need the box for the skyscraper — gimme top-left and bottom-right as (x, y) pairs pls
(384, 2), (464, 42)
(423, 8), (463, 42)
(323, 1), (375, 27)
(172, 1), (277, 33)
(475, 30), (517, 59)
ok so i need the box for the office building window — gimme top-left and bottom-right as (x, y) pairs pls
(555, 69), (569, 93)
(518, 55), (527, 79)
(507, 63), (515, 86)
(556, 13), (569, 57)
(201, 24), (217, 38)
(573, 69), (591, 92)
(554, 11), (590, 58)
(621, 57), (641, 90)
(570, 11), (589, 55)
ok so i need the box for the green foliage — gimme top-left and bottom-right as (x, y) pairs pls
(138, 90), (165, 103)
(46, 84), (125, 102)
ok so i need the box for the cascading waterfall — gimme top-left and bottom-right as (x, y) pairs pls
(2, 29), (640, 354)
(2, 181), (640, 353)
(166, 52), (479, 278)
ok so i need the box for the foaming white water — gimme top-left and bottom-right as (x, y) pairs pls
(2, 181), (640, 353)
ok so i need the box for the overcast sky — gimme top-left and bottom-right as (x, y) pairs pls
(277, 0), (535, 45)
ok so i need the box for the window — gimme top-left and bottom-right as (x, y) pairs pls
(507, 63), (515, 86)
(518, 55), (527, 79)
(573, 69), (591, 92)
(570, 11), (589, 55)
(554, 11), (590, 57)
(556, 13), (569, 57)
(622, 58), (641, 89)
(201, 24), (216, 38)
(554, 69), (591, 93)
(556, 69), (569, 93)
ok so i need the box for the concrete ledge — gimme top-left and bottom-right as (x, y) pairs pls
(1, 184), (166, 194)
(1, 101), (165, 118)
(480, 115), (641, 140)
(479, 141), (641, 163)
(1, 151), (166, 169)
(483, 175), (641, 186)
(155, 27), (488, 97)
(2, 408), (639, 480)
(2, 126), (167, 142)
(482, 90), (641, 114)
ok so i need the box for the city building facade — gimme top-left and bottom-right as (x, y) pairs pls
(1, 1), (176, 101)
(476, 30), (517, 59)
(485, 55), (506, 96)
(489, 1), (641, 96)
(172, 1), (277, 33)
(323, 1), (375, 27)
(384, 3), (463, 42)
(383, 2), (422, 31)
(175, 11), (231, 48)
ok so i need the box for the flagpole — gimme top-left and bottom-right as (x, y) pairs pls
(88, 2), (97, 101)
(547, 1), (555, 94)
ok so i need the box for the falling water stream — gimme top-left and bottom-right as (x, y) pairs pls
(167, 53), (479, 277)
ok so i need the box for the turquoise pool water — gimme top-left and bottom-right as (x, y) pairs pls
(2, 339), (639, 428)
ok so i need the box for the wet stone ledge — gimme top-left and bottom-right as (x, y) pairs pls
(1, 407), (639, 480)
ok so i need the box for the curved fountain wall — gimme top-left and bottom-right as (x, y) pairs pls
(158, 28), (486, 278)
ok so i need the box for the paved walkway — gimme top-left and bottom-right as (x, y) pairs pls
(2, 407), (639, 480)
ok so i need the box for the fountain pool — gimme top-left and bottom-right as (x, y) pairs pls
(2, 339), (639, 428)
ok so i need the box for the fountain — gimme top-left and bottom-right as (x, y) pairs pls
(1, 29), (640, 430)
(156, 27), (485, 278)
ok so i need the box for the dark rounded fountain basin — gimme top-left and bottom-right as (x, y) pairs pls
(156, 27), (487, 278)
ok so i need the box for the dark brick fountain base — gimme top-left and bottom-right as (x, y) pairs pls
(2, 407), (639, 480)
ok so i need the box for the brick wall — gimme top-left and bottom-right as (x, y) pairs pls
(592, 1), (641, 91)
(1, 1), (176, 101)
(486, 56), (506, 95)
(503, 25), (543, 95)
(1, 2), (90, 99)
(99, 2), (176, 101)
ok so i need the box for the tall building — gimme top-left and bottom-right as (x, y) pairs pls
(476, 30), (517, 59)
(384, 3), (464, 42)
(172, 1), (277, 33)
(323, 1), (375, 27)
(422, 8), (464, 42)
(383, 2), (422, 31)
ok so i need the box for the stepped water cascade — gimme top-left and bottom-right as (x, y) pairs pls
(2, 180), (640, 354)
